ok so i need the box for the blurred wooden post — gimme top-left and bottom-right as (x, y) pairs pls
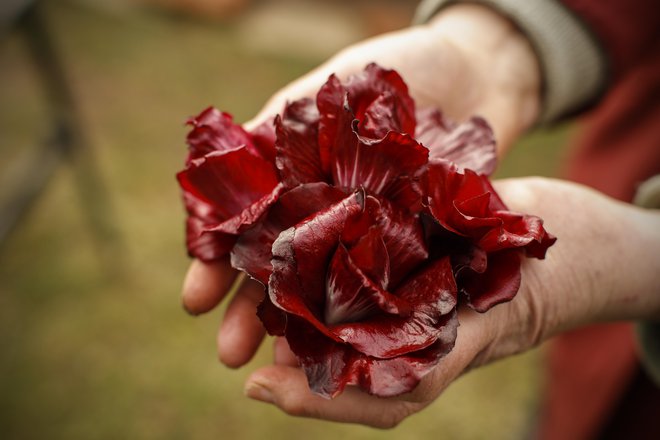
(0, 2), (122, 270)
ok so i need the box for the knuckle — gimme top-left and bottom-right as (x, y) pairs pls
(372, 403), (415, 429)
(379, 415), (403, 429)
(279, 397), (307, 417)
(405, 377), (441, 404)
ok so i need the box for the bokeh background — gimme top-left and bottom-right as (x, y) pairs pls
(0, 0), (572, 438)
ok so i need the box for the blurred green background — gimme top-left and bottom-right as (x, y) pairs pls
(0, 1), (571, 438)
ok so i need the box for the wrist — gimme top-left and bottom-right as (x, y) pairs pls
(527, 190), (660, 336)
(426, 4), (541, 154)
(524, 184), (660, 335)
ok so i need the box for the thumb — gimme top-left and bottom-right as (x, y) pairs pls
(244, 365), (421, 429)
(243, 308), (498, 428)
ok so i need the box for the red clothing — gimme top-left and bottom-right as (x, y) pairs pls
(560, 0), (660, 78)
(539, 1), (660, 439)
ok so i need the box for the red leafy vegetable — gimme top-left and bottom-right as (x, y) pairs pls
(177, 63), (555, 398)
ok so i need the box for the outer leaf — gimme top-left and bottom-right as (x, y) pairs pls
(461, 249), (522, 312)
(178, 147), (281, 260)
(183, 195), (237, 261)
(452, 241), (488, 276)
(186, 107), (260, 162)
(275, 98), (326, 187)
(177, 147), (280, 233)
(249, 117), (277, 163)
(257, 295), (287, 336)
(285, 311), (458, 398)
(330, 110), (428, 210)
(341, 63), (416, 136)
(317, 63), (416, 171)
(427, 160), (556, 258)
(361, 92), (410, 139)
(284, 316), (350, 398)
(479, 210), (557, 256)
(357, 328), (457, 397)
(316, 74), (344, 173)
(415, 108), (497, 175)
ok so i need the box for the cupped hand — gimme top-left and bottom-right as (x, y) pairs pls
(241, 177), (660, 427)
(181, 4), (542, 368)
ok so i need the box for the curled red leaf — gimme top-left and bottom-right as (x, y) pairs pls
(178, 108), (281, 261)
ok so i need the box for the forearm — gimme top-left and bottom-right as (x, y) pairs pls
(556, 198), (660, 329)
(604, 204), (660, 321)
(542, 202), (660, 337)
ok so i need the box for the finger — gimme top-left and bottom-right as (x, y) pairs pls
(244, 366), (421, 429)
(273, 337), (298, 367)
(217, 277), (267, 368)
(182, 258), (239, 315)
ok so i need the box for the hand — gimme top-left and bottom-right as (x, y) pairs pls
(182, 3), (542, 368)
(242, 178), (660, 427)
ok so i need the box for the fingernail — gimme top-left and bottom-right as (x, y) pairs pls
(245, 381), (274, 403)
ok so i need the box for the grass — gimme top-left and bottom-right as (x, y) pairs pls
(0, 1), (570, 438)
